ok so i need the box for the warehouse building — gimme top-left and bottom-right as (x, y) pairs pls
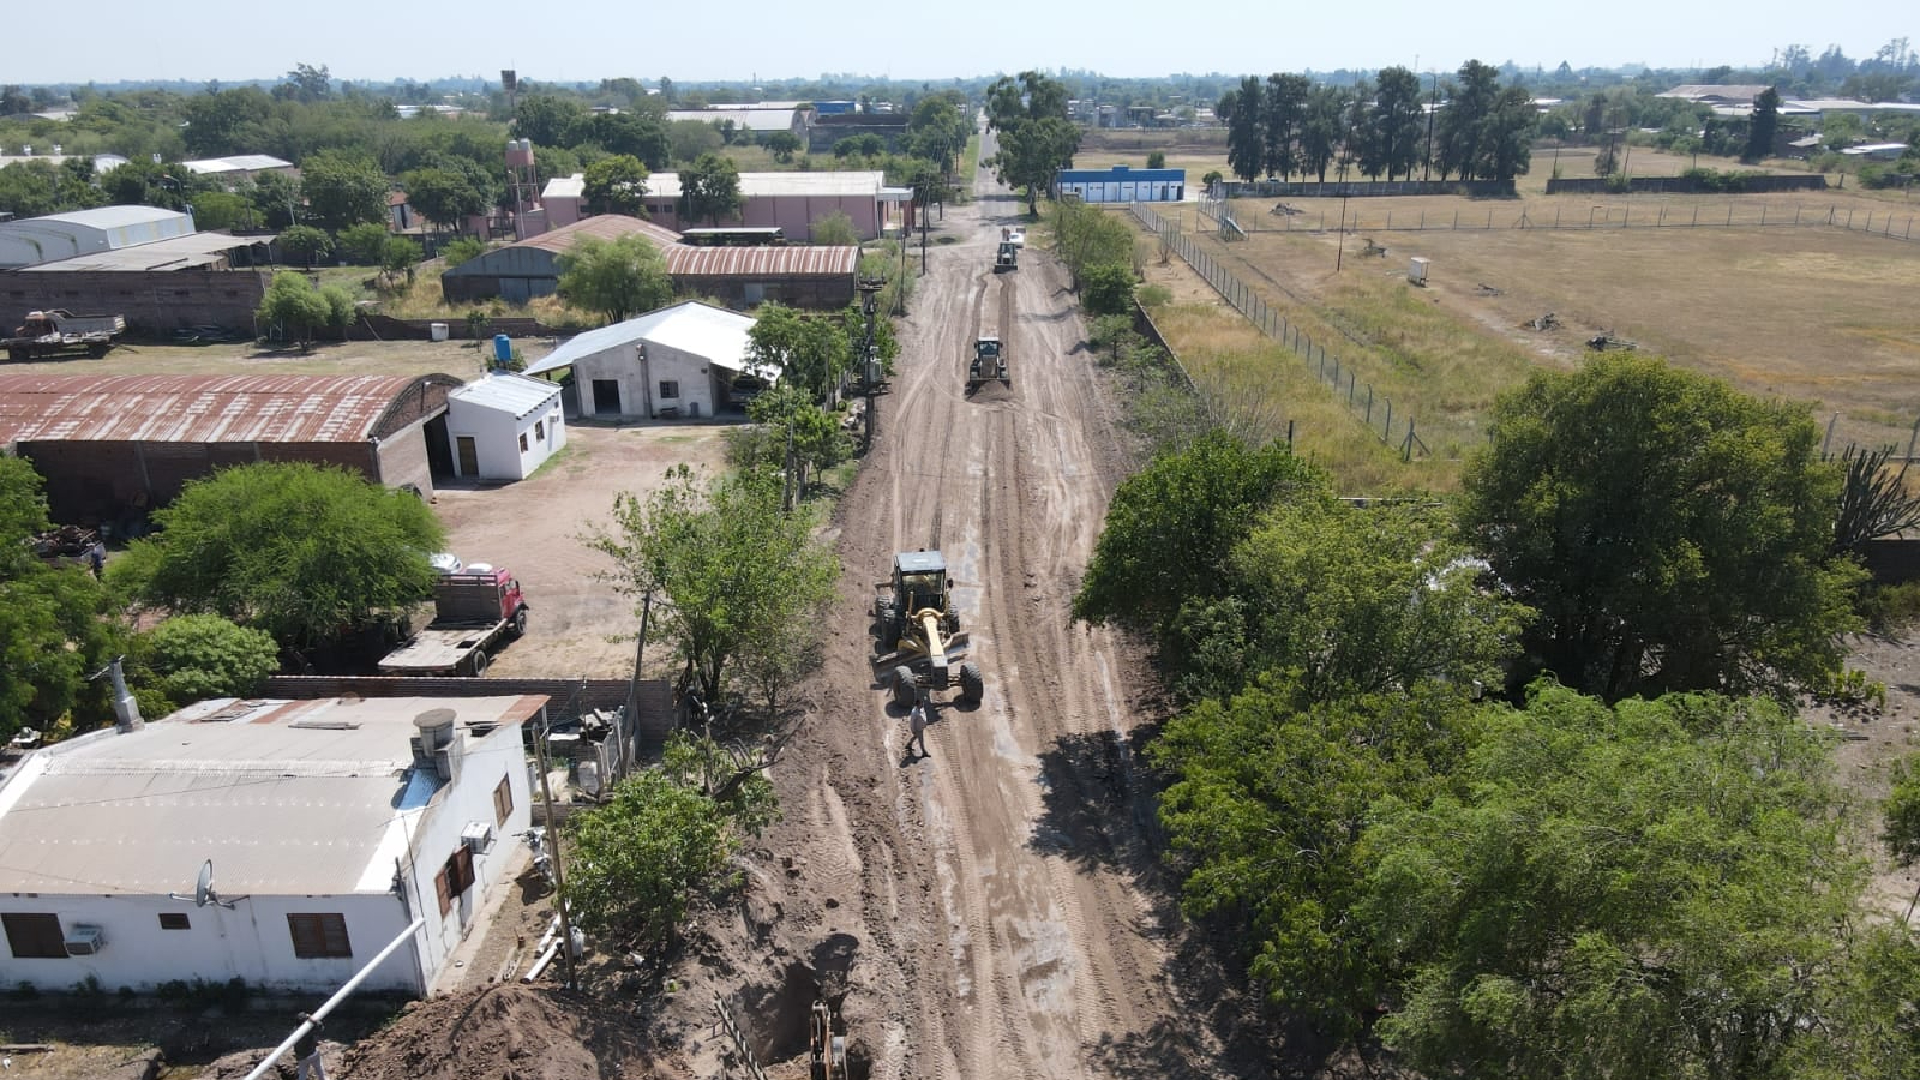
(524, 301), (771, 421)
(0, 373), (461, 526)
(665, 244), (859, 309)
(538, 171), (912, 239)
(0, 205), (195, 269)
(0, 694), (539, 995)
(1053, 165), (1186, 203)
(440, 215), (680, 304)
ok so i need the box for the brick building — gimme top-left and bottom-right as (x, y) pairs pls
(0, 373), (461, 526)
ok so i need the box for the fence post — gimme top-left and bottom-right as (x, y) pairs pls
(1384, 398), (1393, 440)
(1287, 420), (1295, 453)
(1729, 205), (1735, 226)
(1348, 371), (1356, 403)
(1761, 206), (1766, 226)
(1692, 206), (1699, 226)
(1487, 209), (1493, 229)
(1366, 386), (1373, 423)
(1403, 422), (1415, 462)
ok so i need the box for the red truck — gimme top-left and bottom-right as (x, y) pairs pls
(378, 565), (529, 676)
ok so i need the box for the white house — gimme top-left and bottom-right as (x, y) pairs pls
(445, 372), (567, 481)
(523, 300), (776, 421)
(0, 695), (539, 995)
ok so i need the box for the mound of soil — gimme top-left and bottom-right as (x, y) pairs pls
(340, 985), (651, 1080)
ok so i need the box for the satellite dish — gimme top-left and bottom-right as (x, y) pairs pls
(167, 859), (248, 910)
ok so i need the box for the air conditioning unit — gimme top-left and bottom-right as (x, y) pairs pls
(461, 821), (496, 854)
(64, 924), (106, 956)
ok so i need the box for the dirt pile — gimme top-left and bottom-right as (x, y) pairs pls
(339, 985), (654, 1080)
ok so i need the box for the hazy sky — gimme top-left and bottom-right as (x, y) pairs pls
(12, 0), (1912, 85)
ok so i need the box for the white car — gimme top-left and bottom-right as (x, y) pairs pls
(429, 552), (465, 575)
(1002, 227), (1027, 247)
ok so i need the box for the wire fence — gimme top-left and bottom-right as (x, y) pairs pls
(1219, 198), (1920, 242)
(1133, 203), (1431, 460)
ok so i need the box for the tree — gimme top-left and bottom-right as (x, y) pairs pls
(1146, 151), (1167, 170)
(1081, 264), (1136, 316)
(380, 236), (422, 288)
(582, 154), (650, 217)
(1262, 73), (1311, 180)
(668, 119), (724, 164)
(1221, 78), (1265, 183)
(745, 385), (853, 496)
(565, 731), (778, 949)
(190, 191), (253, 231)
(810, 209), (858, 246)
(336, 221), (390, 265)
(678, 152), (743, 226)
(400, 166), (486, 236)
(280, 63), (332, 103)
(299, 151), (389, 232)
(555, 234), (672, 324)
(1300, 86), (1348, 181)
(1362, 683), (1866, 1079)
(1173, 499), (1528, 705)
(1049, 189), (1136, 288)
(1461, 355), (1861, 702)
(109, 462), (443, 652)
(1074, 430), (1326, 641)
(1370, 67), (1426, 180)
(764, 130), (802, 163)
(589, 465), (838, 703)
(0, 459), (124, 740)
(906, 91), (970, 172)
(1887, 752), (1920, 921)
(250, 170), (301, 229)
(983, 72), (1079, 213)
(441, 236), (487, 269)
(746, 304), (849, 402)
(1153, 680), (1477, 1038)
(834, 134), (886, 159)
(585, 110), (670, 169)
(140, 614), (279, 704)
(255, 269), (330, 345)
(513, 95), (587, 147)
(1745, 86), (1782, 162)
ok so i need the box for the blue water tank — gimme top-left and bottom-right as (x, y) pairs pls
(493, 334), (512, 365)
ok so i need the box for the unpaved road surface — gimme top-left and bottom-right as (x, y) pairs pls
(719, 129), (1232, 1080)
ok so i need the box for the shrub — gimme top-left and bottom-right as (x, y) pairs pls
(1604, 173), (1631, 193)
(142, 614), (280, 703)
(1146, 151), (1167, 169)
(1081, 263), (1137, 316)
(336, 222), (390, 265)
(1136, 283), (1173, 309)
(442, 236), (487, 268)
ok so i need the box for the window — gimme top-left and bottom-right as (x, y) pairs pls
(286, 913), (352, 959)
(493, 775), (514, 825)
(434, 847), (477, 916)
(658, 380), (680, 399)
(2, 913), (67, 959)
(534, 420), (545, 441)
(518, 432), (529, 452)
(158, 912), (191, 931)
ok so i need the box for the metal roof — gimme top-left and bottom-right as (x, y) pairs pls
(641, 170), (888, 200)
(895, 550), (947, 573)
(22, 205), (191, 230)
(1056, 166), (1187, 182)
(0, 695), (543, 896)
(20, 230), (267, 271)
(449, 371), (562, 417)
(180, 155), (295, 174)
(1658, 84), (1773, 101)
(665, 245), (859, 279)
(665, 108), (804, 132)
(524, 300), (765, 378)
(516, 214), (680, 255)
(0, 373), (451, 445)
(542, 175), (585, 200)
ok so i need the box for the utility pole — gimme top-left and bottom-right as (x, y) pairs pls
(1423, 70), (1438, 182)
(531, 715), (577, 989)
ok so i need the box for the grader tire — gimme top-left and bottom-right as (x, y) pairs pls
(957, 661), (984, 704)
(891, 665), (918, 708)
(943, 610), (960, 636)
(875, 597), (897, 642)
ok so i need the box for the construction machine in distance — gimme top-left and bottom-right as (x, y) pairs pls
(994, 240), (1019, 272)
(872, 549), (983, 707)
(968, 336), (1009, 394)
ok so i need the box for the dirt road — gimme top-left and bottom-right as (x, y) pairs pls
(719, 129), (1225, 1080)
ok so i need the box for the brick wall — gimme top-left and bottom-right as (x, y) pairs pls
(20, 439), (378, 525)
(0, 268), (270, 333)
(376, 417), (435, 497)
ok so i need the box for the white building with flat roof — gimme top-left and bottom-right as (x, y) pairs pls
(445, 371), (567, 481)
(0, 694), (540, 995)
(525, 300), (772, 420)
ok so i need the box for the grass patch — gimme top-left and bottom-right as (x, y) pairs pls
(526, 440), (580, 480)
(1149, 303), (1446, 492)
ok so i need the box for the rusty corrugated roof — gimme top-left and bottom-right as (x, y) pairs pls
(0, 373), (438, 445)
(665, 245), (859, 279)
(517, 215), (680, 255)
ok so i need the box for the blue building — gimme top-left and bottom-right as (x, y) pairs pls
(813, 100), (859, 116)
(1053, 165), (1185, 203)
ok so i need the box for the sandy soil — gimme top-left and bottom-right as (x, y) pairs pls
(432, 422), (731, 679)
(639, 127), (1257, 1080)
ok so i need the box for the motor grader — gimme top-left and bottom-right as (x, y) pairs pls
(872, 549), (983, 707)
(968, 336), (1009, 394)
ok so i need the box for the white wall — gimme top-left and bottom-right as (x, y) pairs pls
(400, 723), (534, 981)
(570, 340), (720, 420)
(446, 390), (566, 481)
(0, 892), (421, 994)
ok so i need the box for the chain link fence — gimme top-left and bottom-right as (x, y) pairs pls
(1133, 203), (1430, 459)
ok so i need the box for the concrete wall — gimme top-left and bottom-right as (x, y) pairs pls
(0, 892), (421, 994)
(0, 268), (269, 333)
(402, 722), (533, 986)
(445, 391), (565, 481)
(375, 417), (438, 496)
(568, 339), (721, 420)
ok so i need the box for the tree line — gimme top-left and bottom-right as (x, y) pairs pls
(1075, 355), (1920, 1074)
(1218, 61), (1536, 185)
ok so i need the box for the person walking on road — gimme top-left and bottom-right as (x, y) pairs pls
(907, 698), (930, 759)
